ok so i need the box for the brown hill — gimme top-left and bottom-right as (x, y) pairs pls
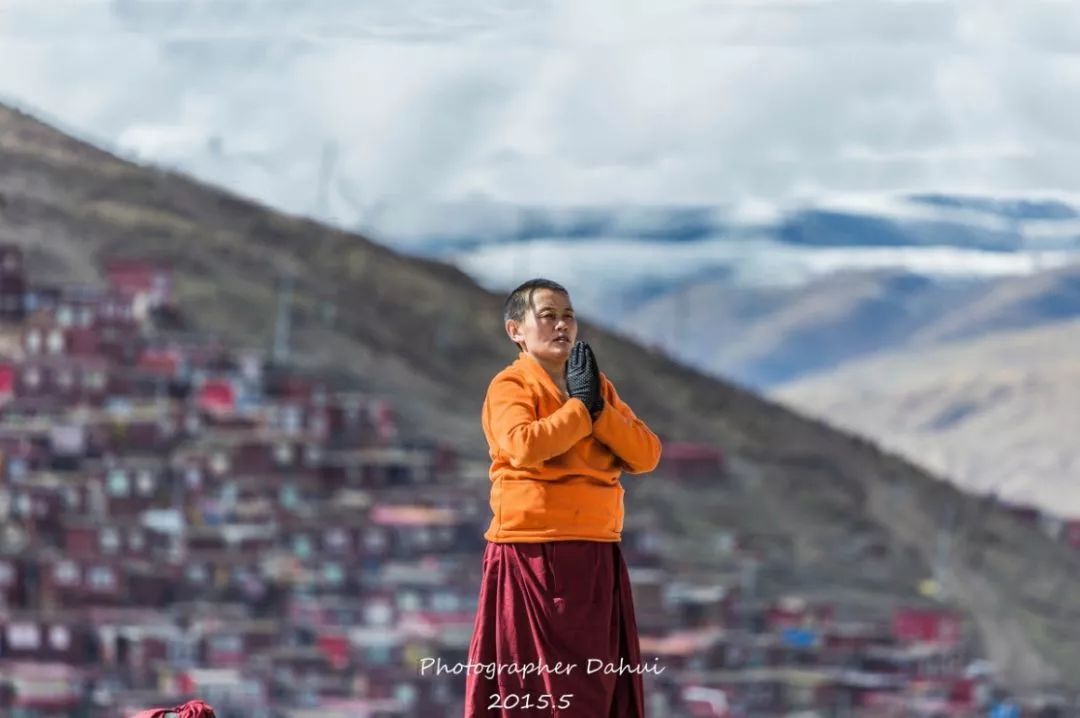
(2, 103), (1079, 692)
(776, 316), (1080, 516)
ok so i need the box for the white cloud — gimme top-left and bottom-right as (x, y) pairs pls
(1, 0), (1079, 235)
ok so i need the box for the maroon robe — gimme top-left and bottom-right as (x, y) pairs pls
(464, 540), (646, 717)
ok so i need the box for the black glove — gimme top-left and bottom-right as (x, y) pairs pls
(566, 341), (604, 418)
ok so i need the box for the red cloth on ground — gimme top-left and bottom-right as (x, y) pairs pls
(464, 540), (646, 717)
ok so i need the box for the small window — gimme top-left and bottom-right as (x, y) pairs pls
(364, 601), (393, 626)
(129, 530), (145, 552)
(107, 469), (130, 497)
(7, 623), (41, 650)
(25, 329), (41, 354)
(274, 442), (294, 465)
(100, 528), (120, 554)
(292, 534), (313, 559)
(364, 528), (387, 552)
(209, 452), (229, 476)
(280, 484), (299, 509)
(56, 306), (74, 327)
(325, 528), (349, 552)
(136, 470), (155, 496)
(323, 562), (344, 585)
(432, 591), (460, 612)
(88, 567), (115, 590)
(186, 564), (207, 584)
(85, 370), (106, 390)
(397, 590), (421, 612)
(49, 625), (71, 651)
(23, 367), (41, 389)
(15, 493), (31, 517)
(282, 406), (301, 433)
(7, 459), (26, 480)
(54, 561), (79, 586)
(46, 329), (64, 354)
(394, 683), (417, 707)
(0, 561), (14, 586)
(366, 645), (390, 665)
(56, 369), (74, 389)
(209, 634), (242, 653)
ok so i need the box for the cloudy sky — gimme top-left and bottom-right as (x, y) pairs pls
(1, 0), (1079, 232)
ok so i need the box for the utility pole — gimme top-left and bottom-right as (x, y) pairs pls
(272, 273), (294, 365)
(316, 141), (338, 220)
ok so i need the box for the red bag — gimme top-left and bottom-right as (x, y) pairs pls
(130, 699), (216, 718)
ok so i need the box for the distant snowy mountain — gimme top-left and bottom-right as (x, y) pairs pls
(414, 195), (1080, 325)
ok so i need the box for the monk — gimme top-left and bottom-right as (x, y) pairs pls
(464, 278), (663, 717)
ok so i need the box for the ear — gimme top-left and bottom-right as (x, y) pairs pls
(505, 318), (524, 347)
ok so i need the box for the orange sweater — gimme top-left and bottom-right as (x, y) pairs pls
(481, 351), (663, 543)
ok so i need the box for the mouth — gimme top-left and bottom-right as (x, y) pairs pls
(554, 336), (570, 344)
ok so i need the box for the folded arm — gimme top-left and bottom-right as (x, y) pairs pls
(485, 374), (593, 471)
(592, 376), (663, 474)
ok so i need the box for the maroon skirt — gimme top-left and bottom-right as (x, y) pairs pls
(463, 540), (646, 717)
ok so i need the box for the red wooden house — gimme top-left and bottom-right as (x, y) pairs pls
(658, 441), (725, 480)
(61, 518), (162, 562)
(79, 405), (185, 455)
(0, 361), (15, 404)
(3, 481), (66, 543)
(666, 581), (734, 630)
(0, 661), (86, 714)
(0, 615), (99, 664)
(104, 259), (174, 310)
(320, 446), (440, 491)
(891, 607), (964, 647)
(821, 620), (891, 661)
(12, 356), (112, 404)
(22, 292), (141, 362)
(196, 618), (279, 669)
(766, 596), (835, 631)
(1060, 519), (1080, 550)
(135, 345), (188, 381)
(287, 594), (391, 634)
(0, 429), (49, 480)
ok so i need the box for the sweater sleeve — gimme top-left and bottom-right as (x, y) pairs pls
(592, 376), (663, 474)
(485, 373), (593, 472)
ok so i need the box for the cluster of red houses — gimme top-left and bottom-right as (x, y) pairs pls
(0, 244), (1053, 717)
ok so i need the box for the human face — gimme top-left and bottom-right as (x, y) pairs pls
(507, 288), (578, 370)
